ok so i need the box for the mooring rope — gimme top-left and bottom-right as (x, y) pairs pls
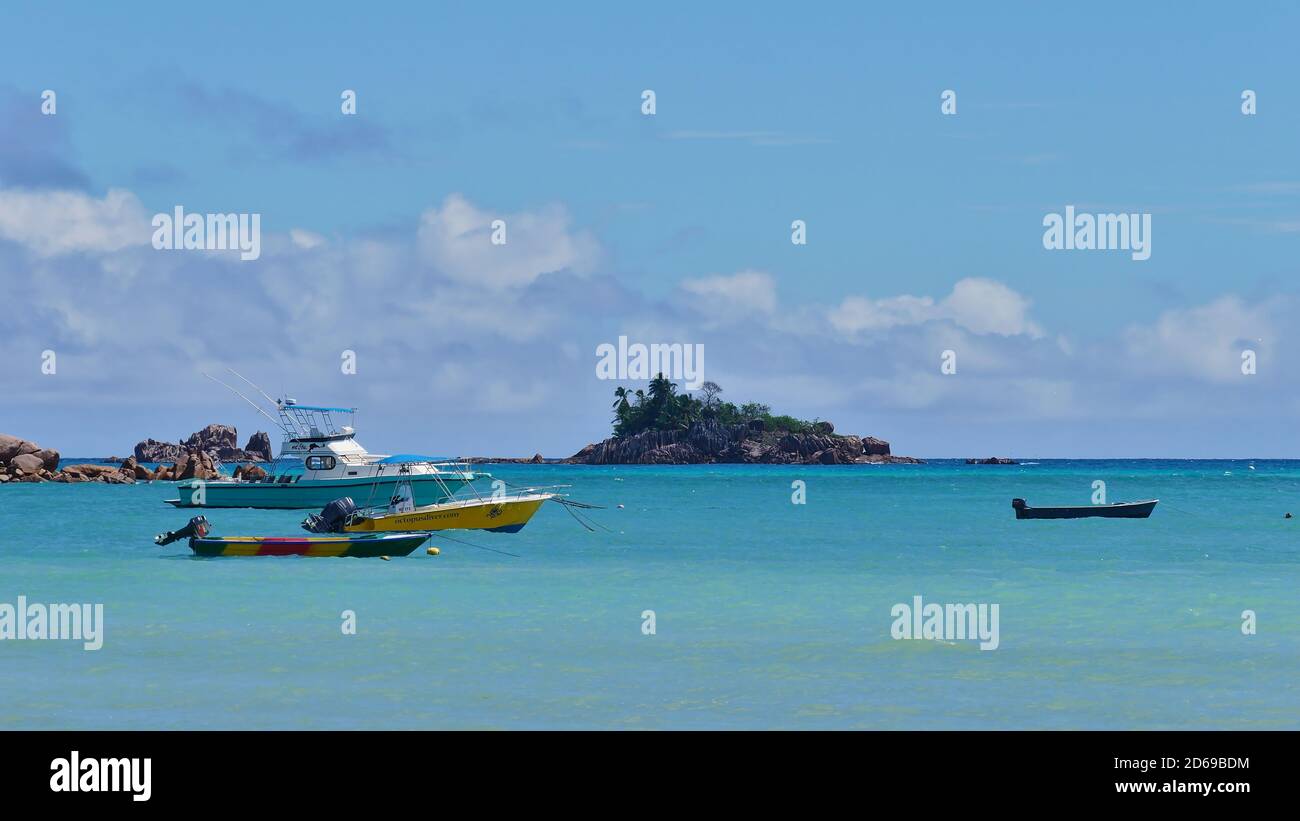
(432, 531), (520, 558)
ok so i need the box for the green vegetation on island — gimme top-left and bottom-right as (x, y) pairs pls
(611, 375), (833, 438)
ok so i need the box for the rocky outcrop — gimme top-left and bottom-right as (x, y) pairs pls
(134, 424), (271, 464)
(0, 432), (164, 483)
(0, 434), (60, 482)
(185, 423), (236, 454)
(53, 463), (136, 484)
(966, 457), (1018, 465)
(565, 421), (922, 465)
(863, 437), (890, 456)
(153, 450), (221, 481)
(134, 438), (185, 463)
(1, 431), (237, 484)
(245, 431), (273, 462)
(641, 442), (709, 464)
(120, 456), (154, 481)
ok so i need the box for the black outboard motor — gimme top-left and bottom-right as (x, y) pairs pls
(301, 497), (358, 533)
(1011, 498), (1027, 511)
(155, 515), (210, 546)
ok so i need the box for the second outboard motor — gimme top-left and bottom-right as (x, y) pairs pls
(302, 497), (358, 533)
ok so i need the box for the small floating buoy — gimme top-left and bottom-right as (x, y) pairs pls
(617, 504), (624, 509)
(1286, 513), (1293, 519)
(427, 546), (440, 555)
(380, 555), (391, 561)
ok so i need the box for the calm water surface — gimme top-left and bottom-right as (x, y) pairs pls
(1, 460), (1296, 728)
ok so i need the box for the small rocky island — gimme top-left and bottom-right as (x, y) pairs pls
(565, 376), (921, 465)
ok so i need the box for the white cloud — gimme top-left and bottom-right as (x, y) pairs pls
(680, 270), (777, 316)
(829, 294), (935, 333)
(1123, 295), (1278, 382)
(289, 228), (326, 249)
(0, 188), (149, 256)
(416, 193), (599, 290)
(942, 278), (1044, 338)
(828, 277), (1043, 338)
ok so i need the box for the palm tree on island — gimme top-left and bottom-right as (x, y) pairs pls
(610, 374), (827, 438)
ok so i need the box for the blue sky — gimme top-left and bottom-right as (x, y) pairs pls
(2, 2), (1299, 457)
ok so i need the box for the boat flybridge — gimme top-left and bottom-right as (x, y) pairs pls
(166, 375), (488, 509)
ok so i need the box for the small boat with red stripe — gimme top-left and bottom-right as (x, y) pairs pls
(154, 516), (432, 558)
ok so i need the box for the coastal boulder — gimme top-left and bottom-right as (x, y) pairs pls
(175, 450), (221, 481)
(120, 456), (155, 481)
(185, 423), (237, 453)
(34, 448), (60, 471)
(57, 463), (135, 483)
(777, 433), (842, 459)
(9, 453), (45, 474)
(234, 463), (268, 481)
(135, 438), (185, 463)
(718, 439), (764, 462)
(170, 454), (190, 477)
(814, 448), (848, 465)
(186, 423), (253, 461)
(245, 431), (273, 462)
(567, 443), (598, 463)
(0, 433), (41, 464)
(862, 437), (891, 456)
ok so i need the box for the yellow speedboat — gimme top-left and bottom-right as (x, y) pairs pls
(343, 493), (555, 533)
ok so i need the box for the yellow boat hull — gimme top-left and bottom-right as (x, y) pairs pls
(344, 494), (551, 533)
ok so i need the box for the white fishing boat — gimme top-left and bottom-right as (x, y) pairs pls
(164, 373), (487, 509)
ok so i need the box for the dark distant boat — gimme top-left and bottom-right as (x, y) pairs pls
(1012, 498), (1158, 520)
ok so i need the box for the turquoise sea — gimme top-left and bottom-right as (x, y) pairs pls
(1, 460), (1297, 729)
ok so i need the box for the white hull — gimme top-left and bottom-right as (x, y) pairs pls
(166, 473), (474, 509)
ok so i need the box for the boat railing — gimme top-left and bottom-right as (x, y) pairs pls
(432, 482), (569, 506)
(353, 479), (568, 514)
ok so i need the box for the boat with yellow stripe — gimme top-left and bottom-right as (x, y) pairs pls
(155, 516), (431, 557)
(343, 492), (556, 533)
